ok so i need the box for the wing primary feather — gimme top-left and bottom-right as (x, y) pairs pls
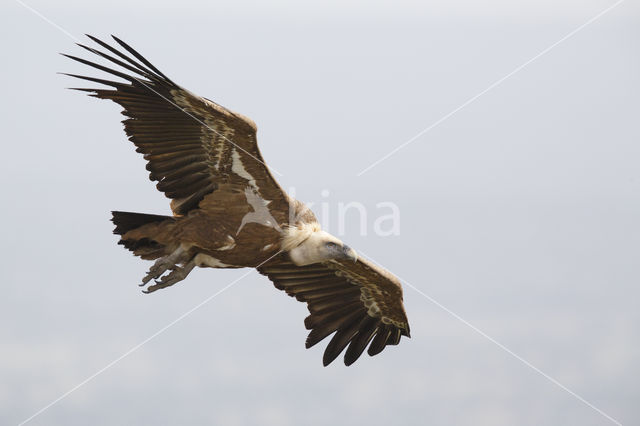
(344, 317), (379, 366)
(402, 325), (411, 338)
(60, 72), (124, 89)
(110, 35), (173, 83)
(305, 307), (366, 349)
(85, 34), (161, 80)
(61, 54), (140, 84)
(367, 325), (392, 356)
(76, 43), (157, 83)
(388, 328), (402, 345)
(67, 88), (98, 93)
(322, 314), (367, 366)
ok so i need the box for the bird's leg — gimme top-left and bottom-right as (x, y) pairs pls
(143, 257), (196, 294)
(140, 246), (185, 286)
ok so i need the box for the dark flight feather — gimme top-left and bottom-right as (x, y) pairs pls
(259, 256), (410, 365)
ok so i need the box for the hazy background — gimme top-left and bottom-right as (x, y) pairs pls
(2, 0), (638, 425)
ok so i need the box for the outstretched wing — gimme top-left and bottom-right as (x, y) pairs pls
(259, 255), (410, 366)
(63, 35), (287, 215)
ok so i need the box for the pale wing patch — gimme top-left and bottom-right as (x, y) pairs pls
(231, 148), (258, 191)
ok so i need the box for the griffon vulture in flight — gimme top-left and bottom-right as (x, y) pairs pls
(63, 35), (410, 366)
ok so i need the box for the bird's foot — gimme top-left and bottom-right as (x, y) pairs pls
(143, 259), (196, 294)
(140, 247), (185, 286)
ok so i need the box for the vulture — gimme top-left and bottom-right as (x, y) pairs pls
(63, 35), (410, 366)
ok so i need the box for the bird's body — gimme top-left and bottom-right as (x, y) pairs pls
(65, 35), (410, 366)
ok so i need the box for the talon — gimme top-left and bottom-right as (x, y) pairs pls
(139, 247), (186, 287)
(141, 258), (196, 293)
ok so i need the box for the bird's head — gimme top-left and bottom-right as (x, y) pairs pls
(288, 230), (358, 266)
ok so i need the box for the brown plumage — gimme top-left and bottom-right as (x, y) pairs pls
(64, 35), (410, 366)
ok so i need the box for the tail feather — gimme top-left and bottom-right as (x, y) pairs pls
(111, 211), (174, 235)
(111, 211), (175, 259)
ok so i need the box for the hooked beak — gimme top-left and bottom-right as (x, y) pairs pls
(342, 245), (358, 263)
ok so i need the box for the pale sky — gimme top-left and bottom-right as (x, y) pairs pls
(2, 1), (639, 425)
